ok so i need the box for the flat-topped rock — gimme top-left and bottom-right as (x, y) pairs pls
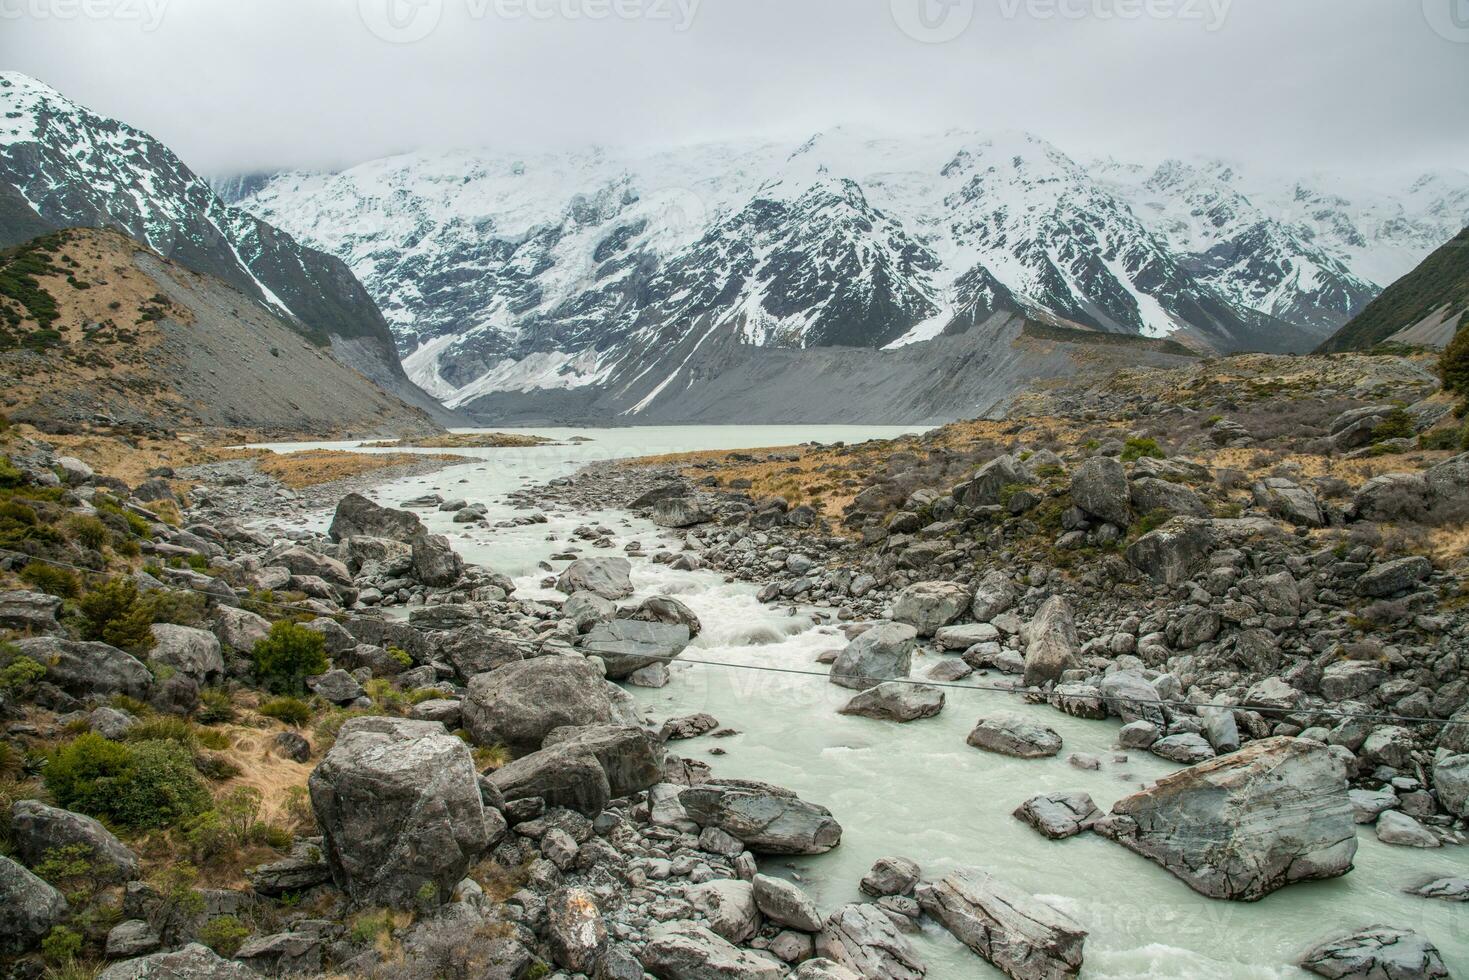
(917, 867), (1086, 979)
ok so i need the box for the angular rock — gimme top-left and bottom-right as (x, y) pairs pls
(859, 856), (920, 897)
(1150, 733), (1215, 764)
(830, 622), (917, 691)
(411, 532), (464, 587)
(839, 682), (944, 722)
(971, 571), (1020, 623)
(1357, 557), (1432, 598)
(547, 887), (609, 973)
(462, 657), (613, 754)
(816, 903), (924, 980)
(892, 581), (971, 637)
(1070, 456), (1130, 527)
(581, 619), (691, 680)
(1126, 518), (1216, 585)
(14, 636), (152, 699)
(97, 942), (259, 979)
(11, 800), (139, 882)
(1300, 926), (1449, 980)
(105, 919), (161, 959)
(564, 591), (616, 633)
(0, 589), (62, 630)
(954, 455), (1029, 508)
(0, 854), (67, 954)
(308, 717), (491, 908)
(1012, 792), (1101, 840)
(1406, 877), (1468, 902)
(1433, 754), (1469, 818)
(328, 493), (423, 543)
(628, 595), (704, 638)
(754, 874), (823, 932)
(916, 867), (1087, 980)
(935, 622), (1000, 650)
(556, 557), (634, 599)
(688, 879), (761, 943)
(652, 497), (710, 528)
(212, 605), (272, 654)
(1130, 477), (1208, 519)
(967, 712), (1062, 758)
(1023, 596), (1079, 688)
(1375, 811), (1440, 848)
(679, 779), (842, 855)
(540, 724), (667, 799)
(640, 922), (784, 980)
(1252, 478), (1325, 528)
(1094, 737), (1356, 901)
(437, 626), (529, 681)
(236, 931), (323, 975)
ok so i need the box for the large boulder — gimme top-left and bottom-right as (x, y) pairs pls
(1356, 556), (1431, 598)
(308, 717), (491, 908)
(1425, 453), (1469, 511)
(411, 532), (464, 587)
(491, 725), (666, 815)
(830, 622), (917, 691)
(954, 454), (1029, 508)
(547, 888), (609, 973)
(556, 557), (634, 600)
(892, 581), (971, 637)
(462, 658), (614, 754)
(1094, 737), (1356, 901)
(1432, 754), (1469, 819)
(641, 922), (784, 980)
(581, 620), (691, 679)
(1350, 473), (1430, 523)
(1130, 477), (1208, 519)
(437, 626), (529, 681)
(839, 682), (944, 722)
(97, 943), (259, 979)
(816, 903), (924, 980)
(1299, 926), (1449, 980)
(563, 591), (616, 633)
(212, 605), (272, 655)
(1023, 596), (1079, 688)
(627, 595), (703, 638)
(0, 589), (61, 631)
(11, 800), (139, 882)
(148, 624), (224, 685)
(753, 874), (823, 932)
(0, 854), (67, 954)
(328, 493), (424, 543)
(688, 879), (760, 944)
(1125, 517), (1217, 585)
(970, 571), (1020, 624)
(1070, 456), (1131, 527)
(967, 712), (1062, 758)
(1252, 478), (1325, 528)
(679, 779), (842, 855)
(13, 636), (152, 699)
(1012, 792), (1100, 840)
(916, 867), (1087, 979)
(652, 497), (710, 528)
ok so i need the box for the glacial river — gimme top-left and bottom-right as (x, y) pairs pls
(254, 426), (1469, 978)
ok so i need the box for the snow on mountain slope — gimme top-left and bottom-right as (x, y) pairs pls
(231, 126), (1469, 416)
(0, 71), (455, 424)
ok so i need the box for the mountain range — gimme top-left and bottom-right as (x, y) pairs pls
(0, 71), (453, 427)
(222, 130), (1469, 422)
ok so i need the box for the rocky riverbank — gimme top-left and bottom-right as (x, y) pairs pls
(2, 347), (1468, 979)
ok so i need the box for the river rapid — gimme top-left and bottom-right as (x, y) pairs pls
(254, 426), (1469, 979)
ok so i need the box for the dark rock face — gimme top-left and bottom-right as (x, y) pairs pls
(1299, 926), (1450, 980)
(679, 779), (842, 855)
(462, 657), (614, 754)
(328, 493), (424, 543)
(411, 532), (465, 587)
(1095, 737), (1357, 901)
(14, 636), (153, 700)
(1125, 517), (1217, 585)
(308, 717), (491, 908)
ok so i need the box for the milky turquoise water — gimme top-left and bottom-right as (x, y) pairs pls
(256, 426), (1469, 979)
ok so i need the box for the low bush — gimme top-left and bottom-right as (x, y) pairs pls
(65, 515), (110, 551)
(1120, 436), (1165, 462)
(196, 688), (235, 724)
(252, 621), (327, 695)
(77, 577), (155, 652)
(1441, 323), (1469, 395)
(19, 561), (80, 598)
(198, 915), (251, 957)
(44, 734), (211, 830)
(259, 696), (312, 727)
(0, 651), (46, 695)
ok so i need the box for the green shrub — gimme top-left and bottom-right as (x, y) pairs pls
(198, 915), (250, 957)
(0, 456), (24, 489)
(78, 578), (155, 652)
(1442, 323), (1469, 395)
(1120, 437), (1165, 462)
(65, 515), (109, 551)
(196, 688), (235, 725)
(139, 589), (206, 627)
(0, 653), (46, 694)
(259, 696), (312, 727)
(1370, 407), (1415, 443)
(19, 562), (80, 598)
(251, 622), (327, 695)
(44, 734), (210, 830)
(388, 647), (412, 669)
(1420, 427), (1462, 451)
(40, 925), (83, 965)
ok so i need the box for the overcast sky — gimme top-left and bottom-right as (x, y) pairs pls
(2, 0), (1466, 178)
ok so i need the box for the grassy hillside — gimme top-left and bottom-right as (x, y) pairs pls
(1318, 226), (1469, 353)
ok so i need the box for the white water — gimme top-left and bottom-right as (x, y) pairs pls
(255, 426), (1469, 978)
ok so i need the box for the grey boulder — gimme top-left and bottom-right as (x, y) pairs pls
(838, 682), (944, 722)
(11, 800), (139, 882)
(411, 532), (464, 587)
(581, 619), (691, 679)
(640, 922), (784, 980)
(679, 779), (842, 855)
(14, 636), (152, 699)
(556, 556), (634, 599)
(328, 493), (423, 543)
(967, 712), (1062, 758)
(652, 496), (710, 528)
(816, 903), (924, 980)
(916, 867), (1087, 980)
(1070, 456), (1131, 527)
(754, 873), (823, 932)
(1012, 792), (1101, 840)
(1299, 926), (1449, 980)
(1094, 737), (1356, 901)
(892, 580), (971, 637)
(97, 942), (259, 979)
(1125, 517), (1216, 585)
(829, 622), (917, 691)
(462, 657), (613, 754)
(0, 854), (67, 954)
(308, 717), (491, 908)
(1023, 596), (1079, 688)
(0, 589), (61, 630)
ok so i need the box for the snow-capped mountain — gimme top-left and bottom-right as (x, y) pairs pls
(229, 128), (1469, 419)
(0, 72), (450, 422)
